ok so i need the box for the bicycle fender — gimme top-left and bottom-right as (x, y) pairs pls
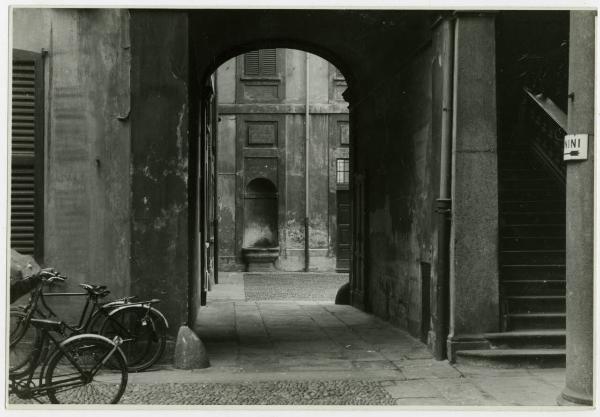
(101, 300), (126, 309)
(107, 305), (169, 329)
(58, 333), (128, 362)
(41, 333), (127, 381)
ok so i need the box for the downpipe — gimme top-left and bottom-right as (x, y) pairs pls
(304, 52), (310, 272)
(433, 17), (455, 361)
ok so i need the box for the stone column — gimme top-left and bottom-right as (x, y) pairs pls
(447, 13), (499, 360)
(559, 10), (595, 406)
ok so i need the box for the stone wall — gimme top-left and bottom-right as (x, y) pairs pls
(12, 9), (132, 322)
(129, 11), (190, 334)
(356, 45), (435, 338)
(216, 50), (349, 272)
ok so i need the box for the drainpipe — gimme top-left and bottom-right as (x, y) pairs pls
(433, 17), (455, 360)
(304, 52), (310, 272)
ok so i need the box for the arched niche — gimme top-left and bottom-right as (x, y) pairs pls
(243, 177), (279, 248)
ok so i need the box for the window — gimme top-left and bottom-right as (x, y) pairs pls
(244, 49), (277, 77)
(339, 123), (349, 145)
(11, 50), (44, 259)
(237, 49), (284, 102)
(336, 158), (350, 185)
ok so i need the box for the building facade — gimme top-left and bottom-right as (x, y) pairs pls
(215, 49), (350, 272)
(8, 9), (595, 405)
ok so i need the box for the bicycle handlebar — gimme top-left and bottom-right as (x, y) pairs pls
(40, 269), (67, 284)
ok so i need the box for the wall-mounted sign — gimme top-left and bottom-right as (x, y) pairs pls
(564, 134), (589, 161)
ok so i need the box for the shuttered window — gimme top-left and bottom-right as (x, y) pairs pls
(11, 50), (44, 259)
(244, 49), (277, 77)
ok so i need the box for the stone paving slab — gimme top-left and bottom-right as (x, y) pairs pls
(467, 374), (567, 406)
(183, 274), (573, 407)
(9, 273), (577, 408)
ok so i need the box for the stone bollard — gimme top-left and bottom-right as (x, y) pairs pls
(173, 325), (210, 369)
(335, 282), (350, 305)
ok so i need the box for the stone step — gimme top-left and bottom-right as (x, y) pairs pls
(498, 158), (548, 169)
(500, 265), (565, 281)
(501, 188), (563, 199)
(501, 212), (565, 225)
(501, 279), (566, 296)
(498, 150), (544, 161)
(499, 170), (554, 180)
(500, 236), (565, 250)
(484, 330), (565, 349)
(500, 178), (562, 188)
(501, 224), (565, 237)
(505, 312), (566, 331)
(501, 250), (565, 265)
(500, 200), (565, 212)
(455, 348), (566, 368)
(504, 295), (565, 313)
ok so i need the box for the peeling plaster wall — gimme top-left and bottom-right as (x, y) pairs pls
(130, 11), (189, 336)
(360, 45), (435, 338)
(12, 9), (132, 321)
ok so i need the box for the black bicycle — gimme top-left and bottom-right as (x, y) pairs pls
(9, 272), (128, 404)
(11, 279), (168, 372)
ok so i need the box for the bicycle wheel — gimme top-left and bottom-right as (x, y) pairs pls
(9, 308), (41, 376)
(99, 307), (166, 372)
(45, 335), (128, 404)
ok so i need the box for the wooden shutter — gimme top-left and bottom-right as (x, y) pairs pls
(244, 50), (260, 76)
(244, 49), (277, 76)
(11, 50), (43, 258)
(260, 49), (276, 76)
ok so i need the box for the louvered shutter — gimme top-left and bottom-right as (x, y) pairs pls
(11, 50), (43, 258)
(244, 50), (260, 76)
(260, 49), (276, 76)
(244, 49), (277, 76)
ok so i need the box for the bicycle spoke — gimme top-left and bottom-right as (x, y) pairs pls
(45, 337), (127, 404)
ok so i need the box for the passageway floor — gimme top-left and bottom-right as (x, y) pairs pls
(9, 273), (573, 407)
(125, 273), (571, 407)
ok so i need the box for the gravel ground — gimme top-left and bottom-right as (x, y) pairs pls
(244, 273), (348, 301)
(9, 380), (394, 405)
(120, 380), (395, 405)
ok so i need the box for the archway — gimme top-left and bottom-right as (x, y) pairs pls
(194, 46), (357, 310)
(174, 10), (437, 347)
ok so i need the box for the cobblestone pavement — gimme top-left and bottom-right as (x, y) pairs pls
(9, 273), (575, 408)
(243, 272), (348, 301)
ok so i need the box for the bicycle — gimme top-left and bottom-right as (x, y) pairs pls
(11, 279), (168, 372)
(9, 272), (128, 404)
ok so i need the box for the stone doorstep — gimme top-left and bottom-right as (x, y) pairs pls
(466, 375), (565, 406)
(351, 360), (400, 371)
(399, 364), (463, 380)
(383, 379), (441, 399)
(425, 379), (501, 406)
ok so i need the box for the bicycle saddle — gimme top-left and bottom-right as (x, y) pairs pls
(79, 283), (110, 297)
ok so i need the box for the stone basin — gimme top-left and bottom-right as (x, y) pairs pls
(241, 247), (280, 272)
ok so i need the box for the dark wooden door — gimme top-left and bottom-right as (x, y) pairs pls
(336, 190), (351, 271)
(351, 174), (366, 309)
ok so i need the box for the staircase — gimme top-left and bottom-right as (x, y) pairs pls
(456, 93), (567, 368)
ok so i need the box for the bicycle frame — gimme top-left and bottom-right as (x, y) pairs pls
(36, 290), (96, 334)
(31, 286), (165, 336)
(9, 321), (123, 402)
